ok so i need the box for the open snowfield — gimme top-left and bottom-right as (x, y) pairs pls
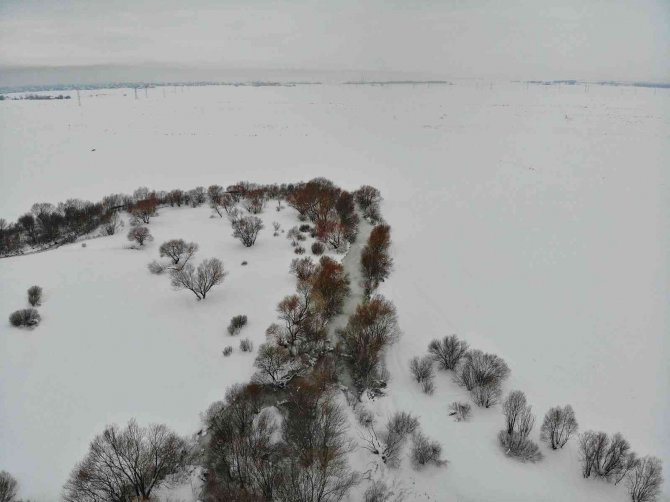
(1, 82), (669, 501)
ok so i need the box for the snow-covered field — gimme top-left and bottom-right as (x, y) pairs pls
(1, 82), (668, 501)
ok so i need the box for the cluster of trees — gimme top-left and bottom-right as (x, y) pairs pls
(202, 372), (359, 501)
(8, 285), (43, 328)
(63, 419), (190, 502)
(287, 179), (360, 252)
(361, 224), (393, 297)
(579, 431), (663, 502)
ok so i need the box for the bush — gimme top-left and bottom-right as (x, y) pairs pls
(240, 339), (253, 352)
(27, 285), (43, 306)
(428, 335), (468, 370)
(9, 308), (40, 327)
(232, 216), (264, 247)
(410, 432), (445, 468)
(356, 406), (375, 427)
(294, 245), (305, 255)
(498, 430), (543, 463)
(579, 431), (636, 482)
(311, 241), (325, 255)
(0, 471), (18, 502)
(448, 402), (472, 422)
(364, 481), (395, 502)
(627, 456), (663, 502)
(222, 346), (233, 357)
(409, 356), (435, 394)
(290, 257), (316, 283)
(362, 411), (419, 467)
(540, 405), (578, 449)
(499, 390), (542, 463)
(147, 260), (166, 274)
(299, 224), (311, 233)
(455, 349), (510, 408)
(227, 314), (248, 335)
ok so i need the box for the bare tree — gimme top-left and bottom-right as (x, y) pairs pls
(127, 226), (152, 246)
(169, 258), (226, 300)
(502, 391), (529, 435)
(232, 216), (264, 247)
(428, 335), (469, 370)
(455, 349), (510, 408)
(410, 432), (446, 469)
(578, 431), (636, 482)
(540, 405), (578, 449)
(362, 412), (419, 468)
(0, 472), (18, 502)
(627, 456), (663, 502)
(253, 343), (302, 388)
(63, 419), (189, 502)
(498, 390), (542, 462)
(409, 356), (435, 394)
(159, 239), (198, 266)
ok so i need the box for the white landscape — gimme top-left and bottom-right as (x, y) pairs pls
(0, 81), (668, 501)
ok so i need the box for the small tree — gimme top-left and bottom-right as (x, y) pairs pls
(232, 215), (264, 247)
(63, 419), (189, 502)
(0, 471), (18, 502)
(27, 285), (43, 306)
(159, 239), (198, 266)
(409, 356), (435, 394)
(127, 226), (152, 246)
(428, 335), (468, 370)
(169, 258), (226, 300)
(253, 343), (302, 388)
(499, 390), (542, 463)
(627, 456), (663, 502)
(540, 405), (578, 449)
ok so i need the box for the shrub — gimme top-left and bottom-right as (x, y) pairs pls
(455, 349), (510, 407)
(232, 216), (264, 247)
(627, 456), (663, 502)
(9, 308), (40, 327)
(361, 411), (418, 467)
(63, 420), (189, 502)
(27, 285), (43, 306)
(540, 405), (578, 449)
(222, 346), (233, 357)
(299, 224), (311, 233)
(227, 314), (248, 335)
(410, 432), (445, 468)
(147, 260), (166, 274)
(428, 335), (469, 370)
(579, 431), (636, 482)
(0, 471), (18, 502)
(290, 257), (316, 283)
(364, 481), (395, 502)
(355, 185), (382, 211)
(169, 258), (226, 300)
(356, 406), (375, 427)
(409, 356), (435, 394)
(311, 241), (325, 255)
(127, 226), (152, 246)
(498, 430), (543, 463)
(240, 338), (253, 352)
(241, 261), (248, 266)
(499, 390), (542, 463)
(448, 402), (472, 422)
(294, 245), (305, 255)
(252, 343), (301, 388)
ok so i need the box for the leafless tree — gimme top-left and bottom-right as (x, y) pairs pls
(410, 432), (446, 469)
(169, 258), (226, 300)
(232, 216), (264, 247)
(428, 335), (469, 370)
(290, 256), (316, 283)
(159, 239), (198, 266)
(63, 419), (189, 502)
(540, 405), (578, 449)
(127, 226), (152, 246)
(252, 343), (302, 388)
(27, 285), (43, 306)
(364, 481), (399, 502)
(354, 185), (382, 211)
(455, 349), (510, 407)
(102, 212), (123, 235)
(627, 456), (663, 502)
(502, 391), (529, 435)
(499, 391), (542, 462)
(578, 431), (635, 482)
(579, 431), (609, 478)
(409, 356), (435, 394)
(362, 412), (419, 468)
(239, 338), (254, 352)
(0, 471), (17, 502)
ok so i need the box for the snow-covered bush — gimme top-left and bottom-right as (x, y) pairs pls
(169, 258), (226, 300)
(627, 456), (663, 502)
(63, 420), (189, 502)
(231, 215), (263, 247)
(354, 185), (382, 212)
(311, 241), (325, 255)
(455, 349), (510, 408)
(364, 481), (396, 502)
(294, 245), (305, 255)
(239, 338), (253, 352)
(409, 356), (435, 394)
(147, 260), (166, 274)
(290, 256), (316, 283)
(428, 335), (469, 370)
(9, 308), (40, 327)
(222, 346), (233, 357)
(410, 432), (446, 469)
(540, 405), (578, 449)
(127, 226), (152, 246)
(0, 471), (18, 502)
(448, 402), (472, 422)
(498, 390), (542, 463)
(227, 314), (248, 335)
(27, 285), (42, 306)
(356, 406), (375, 427)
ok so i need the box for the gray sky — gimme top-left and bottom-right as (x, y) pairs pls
(0, 0), (668, 81)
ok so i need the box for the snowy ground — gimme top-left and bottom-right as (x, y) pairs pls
(1, 82), (668, 501)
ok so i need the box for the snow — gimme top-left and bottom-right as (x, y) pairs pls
(1, 81), (668, 501)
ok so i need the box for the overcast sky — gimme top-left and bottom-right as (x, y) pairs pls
(0, 0), (668, 81)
